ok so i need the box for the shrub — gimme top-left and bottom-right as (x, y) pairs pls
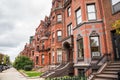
(13, 56), (33, 70)
(24, 65), (32, 71)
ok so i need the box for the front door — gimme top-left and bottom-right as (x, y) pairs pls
(111, 31), (120, 61)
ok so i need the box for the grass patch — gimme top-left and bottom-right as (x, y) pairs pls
(20, 70), (43, 77)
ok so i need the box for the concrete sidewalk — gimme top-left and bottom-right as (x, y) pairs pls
(0, 68), (44, 80)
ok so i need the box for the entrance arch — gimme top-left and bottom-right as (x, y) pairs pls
(63, 41), (73, 62)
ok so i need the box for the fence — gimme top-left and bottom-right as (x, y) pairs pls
(45, 75), (87, 80)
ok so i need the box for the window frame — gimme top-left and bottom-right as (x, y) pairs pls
(52, 49), (55, 63)
(75, 8), (82, 26)
(41, 54), (45, 64)
(57, 14), (62, 22)
(52, 32), (55, 43)
(111, 0), (120, 14)
(67, 7), (71, 17)
(77, 34), (84, 60)
(57, 48), (62, 63)
(67, 23), (73, 36)
(57, 30), (62, 41)
(89, 31), (101, 59)
(87, 3), (97, 21)
(36, 56), (39, 65)
(36, 45), (40, 52)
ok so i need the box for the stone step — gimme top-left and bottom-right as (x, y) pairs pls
(107, 65), (120, 68)
(110, 62), (120, 65)
(104, 68), (120, 71)
(95, 74), (118, 79)
(93, 78), (113, 80)
(102, 71), (118, 75)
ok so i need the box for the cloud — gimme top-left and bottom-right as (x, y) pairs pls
(0, 0), (52, 62)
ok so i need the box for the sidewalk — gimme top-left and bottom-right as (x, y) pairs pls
(0, 68), (44, 80)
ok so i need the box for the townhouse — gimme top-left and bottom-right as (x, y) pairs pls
(20, 0), (120, 78)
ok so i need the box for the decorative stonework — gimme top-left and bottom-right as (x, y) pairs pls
(90, 30), (99, 37)
(77, 34), (82, 40)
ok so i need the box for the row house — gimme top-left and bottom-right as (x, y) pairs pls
(20, 0), (120, 78)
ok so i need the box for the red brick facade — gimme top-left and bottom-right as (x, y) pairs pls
(20, 0), (120, 76)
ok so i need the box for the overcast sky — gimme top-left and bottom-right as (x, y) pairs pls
(0, 0), (52, 62)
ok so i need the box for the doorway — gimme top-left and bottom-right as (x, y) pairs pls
(111, 31), (120, 61)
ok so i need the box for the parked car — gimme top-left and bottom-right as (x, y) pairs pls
(0, 65), (3, 72)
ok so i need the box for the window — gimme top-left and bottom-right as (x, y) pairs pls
(90, 36), (100, 57)
(32, 51), (34, 56)
(75, 8), (82, 25)
(37, 36), (40, 41)
(111, 0), (120, 5)
(77, 37), (84, 59)
(41, 54), (45, 64)
(52, 50), (55, 63)
(90, 31), (100, 58)
(42, 41), (44, 49)
(57, 14), (62, 22)
(87, 4), (96, 20)
(36, 46), (40, 52)
(111, 0), (120, 13)
(57, 30), (62, 41)
(57, 49), (62, 63)
(68, 7), (71, 17)
(36, 56), (39, 65)
(52, 33), (55, 43)
(67, 23), (73, 36)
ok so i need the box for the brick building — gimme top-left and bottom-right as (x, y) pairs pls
(20, 0), (120, 78)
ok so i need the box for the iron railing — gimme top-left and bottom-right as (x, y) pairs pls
(45, 75), (87, 80)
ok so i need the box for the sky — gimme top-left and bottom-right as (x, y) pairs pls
(0, 0), (52, 62)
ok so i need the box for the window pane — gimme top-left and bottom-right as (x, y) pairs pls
(87, 4), (96, 20)
(77, 16), (82, 24)
(42, 54), (44, 64)
(52, 51), (55, 63)
(90, 36), (100, 57)
(87, 5), (95, 12)
(76, 8), (82, 25)
(88, 13), (96, 20)
(57, 49), (62, 63)
(112, 0), (120, 5)
(68, 7), (71, 16)
(77, 38), (84, 59)
(57, 14), (62, 22)
(90, 37), (99, 46)
(57, 31), (62, 36)
(67, 24), (73, 36)
(57, 31), (62, 41)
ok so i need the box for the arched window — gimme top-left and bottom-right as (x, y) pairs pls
(90, 31), (100, 58)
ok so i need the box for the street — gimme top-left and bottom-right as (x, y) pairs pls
(0, 68), (44, 80)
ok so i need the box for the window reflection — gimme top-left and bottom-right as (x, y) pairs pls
(90, 36), (100, 57)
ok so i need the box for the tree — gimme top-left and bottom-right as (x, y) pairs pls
(0, 53), (4, 64)
(13, 55), (33, 70)
(112, 20), (120, 34)
(3, 55), (10, 65)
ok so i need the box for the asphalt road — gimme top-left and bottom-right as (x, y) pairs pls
(0, 68), (44, 80)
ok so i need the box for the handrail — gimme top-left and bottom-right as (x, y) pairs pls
(85, 53), (111, 77)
